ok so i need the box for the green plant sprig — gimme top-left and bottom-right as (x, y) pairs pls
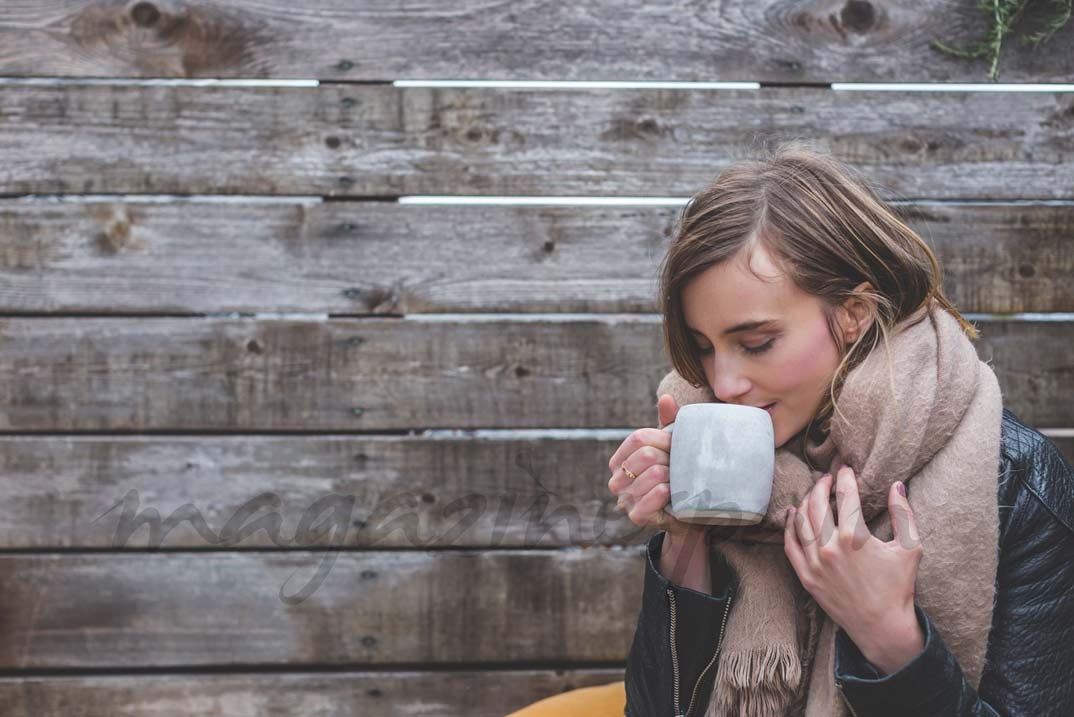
(931, 0), (1072, 80)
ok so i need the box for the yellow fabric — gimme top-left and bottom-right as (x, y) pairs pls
(505, 680), (626, 716)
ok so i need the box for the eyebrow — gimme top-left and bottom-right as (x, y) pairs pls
(686, 319), (779, 337)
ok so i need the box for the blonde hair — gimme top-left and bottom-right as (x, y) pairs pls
(659, 140), (978, 458)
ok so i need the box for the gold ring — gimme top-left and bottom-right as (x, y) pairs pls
(621, 462), (638, 481)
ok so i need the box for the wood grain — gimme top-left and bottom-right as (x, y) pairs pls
(0, 317), (1069, 430)
(0, 0), (1070, 82)
(2, 84), (1073, 198)
(0, 670), (627, 717)
(1, 200), (1072, 314)
(1051, 436), (1074, 467)
(1, 430), (1070, 552)
(0, 434), (649, 549)
(0, 550), (643, 668)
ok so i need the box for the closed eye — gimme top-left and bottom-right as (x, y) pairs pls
(694, 338), (775, 356)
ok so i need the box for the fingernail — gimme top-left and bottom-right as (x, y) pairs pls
(896, 481), (906, 497)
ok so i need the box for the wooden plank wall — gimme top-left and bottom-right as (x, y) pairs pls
(0, 2), (1072, 715)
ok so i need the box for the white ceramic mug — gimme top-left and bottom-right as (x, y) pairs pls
(662, 403), (776, 525)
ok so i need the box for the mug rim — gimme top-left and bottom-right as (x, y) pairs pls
(673, 402), (771, 417)
(663, 401), (773, 432)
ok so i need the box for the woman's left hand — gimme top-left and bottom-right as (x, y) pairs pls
(783, 465), (926, 675)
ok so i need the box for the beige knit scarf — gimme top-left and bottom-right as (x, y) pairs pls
(655, 300), (1003, 717)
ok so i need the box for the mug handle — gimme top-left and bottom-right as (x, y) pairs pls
(662, 420), (675, 435)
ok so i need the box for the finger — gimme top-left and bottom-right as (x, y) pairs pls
(607, 462), (634, 496)
(808, 472), (837, 550)
(607, 431), (642, 474)
(657, 394), (680, 430)
(627, 482), (671, 526)
(834, 466), (864, 541)
(834, 466), (861, 526)
(794, 495), (819, 562)
(607, 428), (671, 473)
(648, 504), (670, 531)
(609, 441), (668, 496)
(619, 463), (669, 505)
(783, 506), (808, 577)
(888, 481), (922, 550)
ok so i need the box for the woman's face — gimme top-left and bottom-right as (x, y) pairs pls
(681, 245), (865, 448)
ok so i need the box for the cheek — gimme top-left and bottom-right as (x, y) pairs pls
(774, 328), (839, 395)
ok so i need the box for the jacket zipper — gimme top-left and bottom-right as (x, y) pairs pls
(667, 584), (736, 717)
(667, 583), (857, 717)
(836, 680), (860, 717)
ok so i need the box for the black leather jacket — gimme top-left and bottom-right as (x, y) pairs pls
(624, 408), (1074, 716)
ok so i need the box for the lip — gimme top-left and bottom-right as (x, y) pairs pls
(759, 402), (777, 415)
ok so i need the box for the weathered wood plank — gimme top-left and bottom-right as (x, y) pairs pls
(0, 317), (1070, 430)
(0, 670), (626, 717)
(2, 84), (1073, 198)
(0, 550), (642, 668)
(0, 0), (1070, 82)
(1051, 436), (1074, 467)
(3, 429), (1070, 552)
(0, 316), (665, 431)
(1, 200), (1072, 314)
(0, 434), (648, 549)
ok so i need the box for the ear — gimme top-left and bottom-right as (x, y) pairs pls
(838, 281), (875, 345)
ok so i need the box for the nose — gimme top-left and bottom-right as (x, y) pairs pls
(708, 354), (752, 403)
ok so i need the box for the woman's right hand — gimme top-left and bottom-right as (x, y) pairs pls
(607, 394), (707, 542)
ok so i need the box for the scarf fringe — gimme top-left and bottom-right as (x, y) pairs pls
(710, 645), (800, 717)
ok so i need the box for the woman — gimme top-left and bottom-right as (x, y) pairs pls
(507, 143), (1074, 716)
